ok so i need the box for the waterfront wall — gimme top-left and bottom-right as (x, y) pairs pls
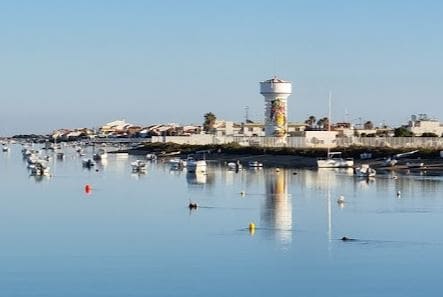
(150, 135), (443, 149)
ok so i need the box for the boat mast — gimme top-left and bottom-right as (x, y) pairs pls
(327, 91), (332, 156)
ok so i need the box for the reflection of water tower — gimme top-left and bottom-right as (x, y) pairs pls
(260, 77), (292, 143)
(262, 169), (292, 245)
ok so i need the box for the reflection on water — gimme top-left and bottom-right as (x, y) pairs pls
(261, 169), (292, 246)
(4, 144), (443, 296)
(186, 171), (207, 185)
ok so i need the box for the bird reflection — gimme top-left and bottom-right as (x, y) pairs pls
(261, 169), (292, 246)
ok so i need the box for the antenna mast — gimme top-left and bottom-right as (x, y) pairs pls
(328, 91), (332, 132)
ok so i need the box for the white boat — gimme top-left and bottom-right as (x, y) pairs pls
(316, 93), (354, 169)
(93, 149), (107, 161)
(82, 158), (95, 168)
(406, 162), (425, 169)
(131, 160), (147, 172)
(29, 160), (50, 176)
(317, 152), (354, 168)
(227, 161), (242, 171)
(2, 145), (9, 152)
(383, 150), (419, 167)
(187, 158), (207, 173)
(248, 161), (263, 168)
(169, 158), (187, 169)
(146, 153), (157, 161)
(354, 164), (376, 177)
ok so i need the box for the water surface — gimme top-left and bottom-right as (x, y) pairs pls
(1, 144), (443, 296)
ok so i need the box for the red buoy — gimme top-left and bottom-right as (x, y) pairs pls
(84, 184), (92, 194)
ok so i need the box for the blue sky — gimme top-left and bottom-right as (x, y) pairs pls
(1, 0), (442, 134)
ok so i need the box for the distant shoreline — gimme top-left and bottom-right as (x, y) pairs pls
(124, 142), (443, 169)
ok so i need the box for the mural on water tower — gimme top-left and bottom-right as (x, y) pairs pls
(270, 98), (287, 137)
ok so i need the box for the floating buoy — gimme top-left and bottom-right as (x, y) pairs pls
(275, 168), (280, 172)
(337, 195), (345, 204)
(292, 172), (297, 175)
(84, 184), (92, 194)
(397, 190), (401, 197)
(248, 223), (256, 235)
(240, 191), (245, 196)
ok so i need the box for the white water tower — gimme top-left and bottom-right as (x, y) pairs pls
(260, 77), (292, 141)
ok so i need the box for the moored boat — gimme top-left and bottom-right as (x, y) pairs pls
(82, 158), (95, 168)
(248, 161), (263, 168)
(317, 152), (354, 168)
(354, 164), (376, 177)
(187, 157), (207, 173)
(131, 160), (147, 172)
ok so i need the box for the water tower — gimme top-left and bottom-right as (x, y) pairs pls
(260, 77), (292, 142)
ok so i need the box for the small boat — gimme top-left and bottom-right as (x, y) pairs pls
(2, 144), (9, 152)
(29, 161), (50, 176)
(169, 158), (187, 169)
(131, 160), (147, 172)
(360, 152), (372, 160)
(227, 160), (242, 171)
(248, 161), (263, 168)
(187, 157), (207, 173)
(383, 150), (419, 167)
(146, 153), (157, 161)
(317, 152), (354, 168)
(158, 151), (181, 157)
(406, 162), (425, 169)
(56, 151), (64, 160)
(93, 149), (107, 161)
(354, 164), (376, 177)
(82, 158), (95, 168)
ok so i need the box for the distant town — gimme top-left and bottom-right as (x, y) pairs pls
(4, 112), (440, 149)
(7, 77), (443, 149)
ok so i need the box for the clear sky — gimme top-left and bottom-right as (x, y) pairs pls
(1, 0), (442, 135)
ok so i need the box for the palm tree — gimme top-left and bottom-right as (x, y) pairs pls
(317, 117), (330, 130)
(304, 115), (317, 128)
(364, 121), (374, 130)
(203, 112), (217, 133)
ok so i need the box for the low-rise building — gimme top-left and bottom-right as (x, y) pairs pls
(407, 114), (443, 136)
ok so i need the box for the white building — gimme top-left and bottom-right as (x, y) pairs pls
(407, 114), (443, 136)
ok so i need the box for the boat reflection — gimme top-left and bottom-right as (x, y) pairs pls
(261, 169), (292, 246)
(186, 171), (207, 185)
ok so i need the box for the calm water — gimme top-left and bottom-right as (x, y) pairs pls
(1, 144), (443, 296)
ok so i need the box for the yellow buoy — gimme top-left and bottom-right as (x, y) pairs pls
(248, 223), (256, 235)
